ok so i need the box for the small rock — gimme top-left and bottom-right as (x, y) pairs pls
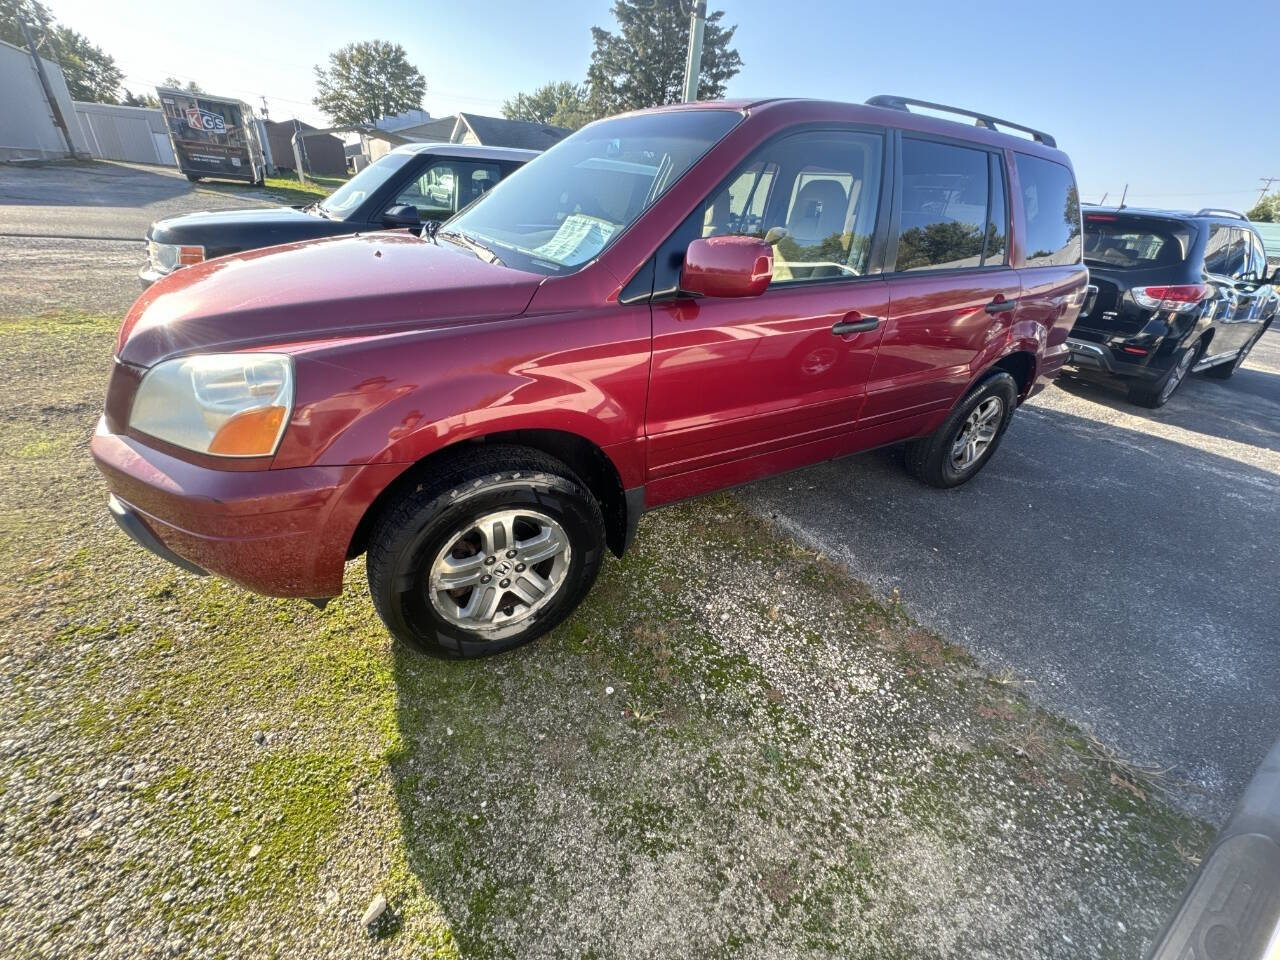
(248, 843), (262, 859)
(605, 686), (615, 695)
(160, 890), (174, 904)
(446, 727), (453, 737)
(252, 731), (266, 746)
(361, 893), (387, 928)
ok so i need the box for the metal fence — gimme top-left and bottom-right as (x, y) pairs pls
(0, 37), (88, 161)
(73, 101), (175, 166)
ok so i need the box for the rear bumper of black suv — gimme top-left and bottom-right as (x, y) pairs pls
(1065, 336), (1168, 381)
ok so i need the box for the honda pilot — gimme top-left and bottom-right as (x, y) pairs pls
(93, 96), (1088, 657)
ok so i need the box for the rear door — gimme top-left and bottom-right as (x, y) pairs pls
(1009, 152), (1087, 378)
(861, 135), (1020, 434)
(644, 127), (892, 501)
(1218, 229), (1273, 356)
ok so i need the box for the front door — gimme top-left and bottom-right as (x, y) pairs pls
(643, 128), (891, 503)
(862, 138), (1020, 431)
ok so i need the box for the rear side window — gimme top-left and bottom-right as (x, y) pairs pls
(1015, 154), (1081, 267)
(1224, 228), (1250, 279)
(1202, 224), (1231, 275)
(1083, 218), (1190, 268)
(895, 138), (995, 271)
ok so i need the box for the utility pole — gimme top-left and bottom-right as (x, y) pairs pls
(18, 17), (77, 158)
(1258, 177), (1279, 207)
(681, 0), (707, 103)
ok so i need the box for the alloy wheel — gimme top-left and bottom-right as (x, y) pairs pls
(951, 396), (1004, 473)
(427, 509), (571, 635)
(1160, 347), (1195, 402)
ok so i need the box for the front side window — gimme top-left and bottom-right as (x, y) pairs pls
(394, 161), (503, 219)
(319, 151), (414, 218)
(697, 130), (883, 283)
(1248, 231), (1268, 280)
(896, 139), (996, 271)
(1015, 153), (1082, 267)
(444, 110), (741, 275)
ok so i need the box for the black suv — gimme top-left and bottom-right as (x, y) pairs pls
(1065, 207), (1278, 406)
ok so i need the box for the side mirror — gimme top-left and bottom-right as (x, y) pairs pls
(680, 236), (773, 298)
(382, 204), (421, 229)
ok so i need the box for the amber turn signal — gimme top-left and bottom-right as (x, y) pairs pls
(208, 406), (286, 456)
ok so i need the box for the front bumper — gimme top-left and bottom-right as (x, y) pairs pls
(138, 265), (166, 289)
(91, 417), (406, 598)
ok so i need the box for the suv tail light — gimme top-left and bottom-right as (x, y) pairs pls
(1131, 284), (1208, 311)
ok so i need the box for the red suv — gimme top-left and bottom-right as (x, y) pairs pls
(92, 96), (1088, 657)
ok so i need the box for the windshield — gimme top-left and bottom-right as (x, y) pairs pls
(1084, 217), (1192, 269)
(319, 152), (414, 218)
(444, 110), (742, 274)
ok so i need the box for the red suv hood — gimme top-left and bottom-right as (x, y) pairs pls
(117, 232), (543, 367)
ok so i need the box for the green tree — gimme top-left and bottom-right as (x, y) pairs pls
(585, 0), (742, 118)
(1247, 194), (1278, 223)
(502, 81), (592, 130)
(121, 88), (160, 109)
(1, 0), (122, 103)
(161, 76), (203, 94)
(313, 40), (426, 126)
(50, 25), (122, 102)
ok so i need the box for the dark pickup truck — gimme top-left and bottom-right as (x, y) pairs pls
(140, 143), (535, 286)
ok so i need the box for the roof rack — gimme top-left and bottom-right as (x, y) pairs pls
(1194, 208), (1249, 221)
(865, 95), (1056, 148)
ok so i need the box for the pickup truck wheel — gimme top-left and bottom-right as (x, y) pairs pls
(904, 372), (1017, 489)
(1129, 341), (1199, 407)
(366, 446), (604, 658)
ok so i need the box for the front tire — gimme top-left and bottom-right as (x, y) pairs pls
(366, 446), (605, 658)
(904, 371), (1018, 488)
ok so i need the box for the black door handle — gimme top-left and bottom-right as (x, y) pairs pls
(831, 316), (881, 335)
(985, 298), (1017, 315)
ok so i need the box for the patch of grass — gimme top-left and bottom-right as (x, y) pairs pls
(202, 171), (348, 207)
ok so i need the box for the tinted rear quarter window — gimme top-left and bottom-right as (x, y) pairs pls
(1202, 224), (1232, 275)
(1015, 154), (1081, 267)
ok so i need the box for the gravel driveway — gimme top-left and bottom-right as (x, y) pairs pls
(743, 329), (1280, 822)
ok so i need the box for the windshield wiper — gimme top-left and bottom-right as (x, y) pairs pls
(438, 229), (505, 266)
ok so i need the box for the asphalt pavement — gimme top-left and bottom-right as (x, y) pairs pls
(742, 330), (1280, 821)
(0, 159), (262, 241)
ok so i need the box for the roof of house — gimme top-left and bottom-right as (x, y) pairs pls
(393, 116), (458, 142)
(453, 113), (572, 150)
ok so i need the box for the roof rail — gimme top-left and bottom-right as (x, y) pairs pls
(865, 95), (1056, 148)
(1194, 208), (1249, 221)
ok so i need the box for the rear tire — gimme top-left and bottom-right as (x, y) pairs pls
(366, 445), (605, 658)
(904, 372), (1018, 488)
(1129, 340), (1200, 407)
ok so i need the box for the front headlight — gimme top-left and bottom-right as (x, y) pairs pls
(130, 353), (294, 457)
(146, 240), (204, 274)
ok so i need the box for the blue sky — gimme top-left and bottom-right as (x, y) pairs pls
(46, 0), (1277, 212)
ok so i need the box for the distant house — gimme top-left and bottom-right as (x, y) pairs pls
(449, 113), (571, 150)
(264, 119), (346, 177)
(393, 116), (458, 143)
(375, 108), (433, 133)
